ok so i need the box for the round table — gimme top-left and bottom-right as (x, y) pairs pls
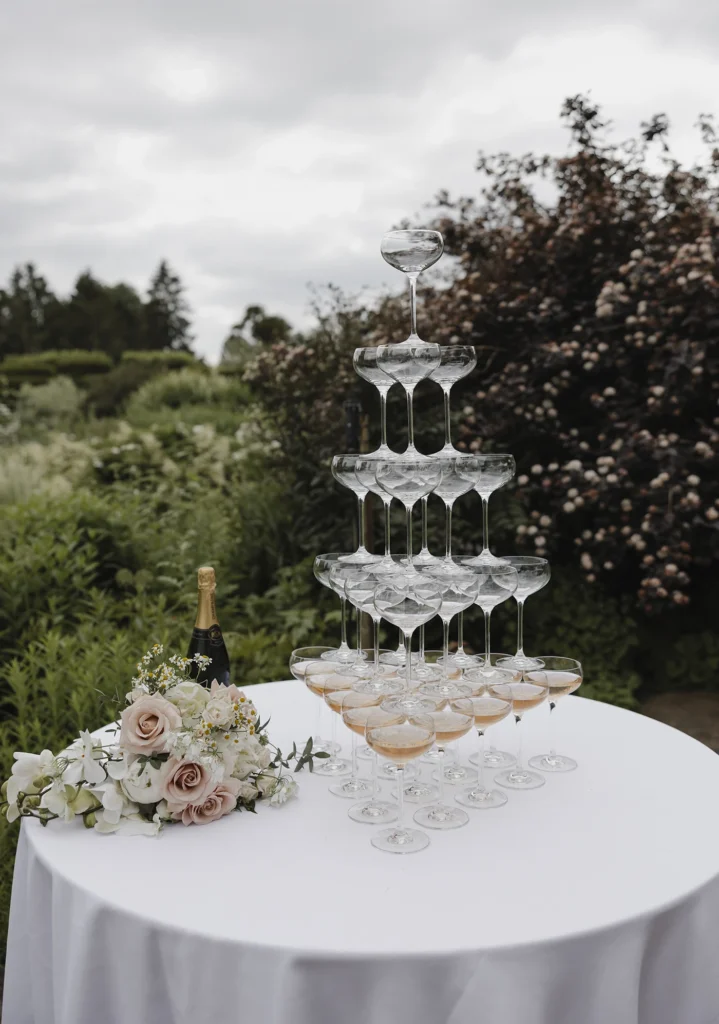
(5, 680), (719, 1024)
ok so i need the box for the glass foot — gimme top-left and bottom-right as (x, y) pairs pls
(470, 748), (516, 769)
(465, 550), (504, 566)
(381, 694), (436, 715)
(371, 826), (430, 854)
(411, 663), (443, 683)
(356, 744), (373, 761)
(321, 647), (366, 665)
(439, 651), (482, 671)
(495, 767), (545, 790)
(379, 649), (407, 667)
(497, 654), (545, 671)
(529, 752), (577, 773)
(329, 777), (374, 799)
(314, 757), (352, 777)
(400, 781), (439, 804)
(455, 785), (508, 809)
(414, 802), (469, 830)
(434, 763), (471, 784)
(352, 676), (403, 697)
(313, 737), (340, 756)
(377, 760), (418, 782)
(349, 799), (399, 825)
(412, 550), (442, 568)
(419, 680), (472, 700)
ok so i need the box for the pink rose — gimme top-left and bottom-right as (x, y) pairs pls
(120, 696), (182, 754)
(173, 777), (242, 826)
(209, 679), (245, 703)
(161, 758), (216, 813)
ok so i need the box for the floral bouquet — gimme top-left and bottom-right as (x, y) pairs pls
(2, 645), (322, 835)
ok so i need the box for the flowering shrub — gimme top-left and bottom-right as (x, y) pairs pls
(371, 97), (719, 614)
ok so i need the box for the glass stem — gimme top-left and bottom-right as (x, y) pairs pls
(383, 499), (392, 556)
(481, 495), (490, 556)
(396, 766), (405, 830)
(516, 599), (525, 657)
(351, 731), (358, 781)
(340, 597), (348, 648)
(404, 629), (413, 692)
(314, 699), (322, 745)
(484, 609), (491, 667)
(406, 502), (414, 561)
(372, 751), (380, 798)
(548, 700), (557, 758)
(420, 495), (429, 553)
(457, 611), (465, 655)
(356, 604), (361, 653)
(357, 495), (366, 552)
(442, 619), (450, 677)
(380, 389), (388, 449)
(437, 747), (446, 804)
(515, 715), (524, 772)
(406, 386), (415, 448)
(373, 616), (380, 671)
(476, 730), (485, 791)
(419, 624), (425, 664)
(408, 274), (419, 339)
(445, 500), (453, 559)
(443, 387), (452, 447)
(330, 707), (339, 766)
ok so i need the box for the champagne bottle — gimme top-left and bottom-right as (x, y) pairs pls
(187, 566), (231, 687)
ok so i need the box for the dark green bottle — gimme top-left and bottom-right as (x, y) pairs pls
(187, 566), (231, 687)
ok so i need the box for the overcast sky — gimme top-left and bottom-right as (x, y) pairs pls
(1, 1), (717, 362)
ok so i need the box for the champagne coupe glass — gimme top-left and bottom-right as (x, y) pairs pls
(344, 570), (404, 697)
(417, 562), (479, 697)
(454, 559), (518, 680)
(495, 675), (550, 790)
(455, 682), (515, 809)
(373, 575), (442, 711)
(527, 657), (583, 772)
(314, 553), (357, 664)
(353, 347), (396, 456)
(289, 646), (340, 755)
(414, 698), (475, 829)
(331, 455), (372, 564)
(366, 709), (436, 854)
(346, 706), (400, 826)
(375, 457), (441, 565)
(497, 556), (551, 672)
(377, 341), (440, 454)
(324, 689), (382, 798)
(465, 654), (521, 769)
(302, 665), (356, 776)
(466, 454), (516, 566)
(435, 454), (481, 563)
(428, 346), (477, 454)
(380, 229), (444, 343)
(354, 455), (398, 571)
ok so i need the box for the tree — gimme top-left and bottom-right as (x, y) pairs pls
(144, 261), (193, 352)
(220, 305), (293, 366)
(54, 273), (145, 361)
(0, 264), (59, 357)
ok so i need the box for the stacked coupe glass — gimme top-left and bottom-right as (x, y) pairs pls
(291, 230), (584, 855)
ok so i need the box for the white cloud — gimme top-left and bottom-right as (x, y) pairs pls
(0, 2), (717, 361)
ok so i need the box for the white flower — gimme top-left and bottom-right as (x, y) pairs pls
(270, 776), (297, 806)
(94, 779), (130, 827)
(61, 732), (106, 786)
(94, 810), (161, 836)
(530, 464), (543, 475)
(563, 501), (576, 513)
(121, 759), (170, 805)
(539, 515), (551, 528)
(687, 474), (700, 486)
(165, 680), (209, 720)
(203, 698), (233, 728)
(517, 474), (529, 486)
(580, 553), (593, 570)
(256, 772), (278, 798)
(6, 749), (56, 806)
(235, 779), (259, 802)
(42, 782), (100, 823)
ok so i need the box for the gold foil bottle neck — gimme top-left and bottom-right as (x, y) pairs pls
(197, 566), (216, 591)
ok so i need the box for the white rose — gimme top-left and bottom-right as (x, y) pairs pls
(203, 698), (233, 728)
(235, 780), (259, 802)
(165, 681), (210, 720)
(121, 759), (170, 804)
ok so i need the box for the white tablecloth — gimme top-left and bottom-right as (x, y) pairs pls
(5, 680), (719, 1024)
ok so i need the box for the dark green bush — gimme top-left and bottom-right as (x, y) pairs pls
(84, 360), (162, 417)
(0, 354), (56, 384)
(121, 350), (201, 370)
